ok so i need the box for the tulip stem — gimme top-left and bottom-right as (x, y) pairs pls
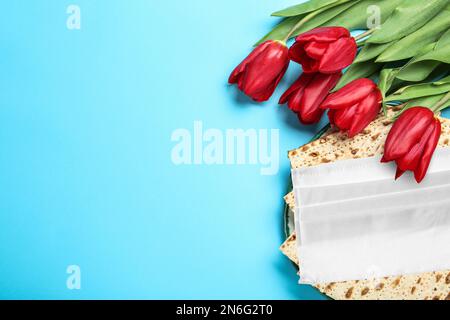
(354, 29), (376, 41)
(356, 40), (367, 48)
(431, 91), (450, 113)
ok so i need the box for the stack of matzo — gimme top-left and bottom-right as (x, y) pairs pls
(281, 108), (450, 300)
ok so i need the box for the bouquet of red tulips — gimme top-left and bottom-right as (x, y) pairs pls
(229, 0), (450, 182)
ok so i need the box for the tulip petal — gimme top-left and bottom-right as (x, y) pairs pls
(298, 72), (341, 124)
(279, 73), (313, 105)
(414, 119), (441, 183)
(304, 41), (328, 59)
(287, 90), (305, 113)
(333, 103), (358, 131)
(250, 63), (289, 102)
(321, 78), (377, 109)
(248, 66), (289, 102)
(395, 168), (405, 180)
(396, 135), (428, 172)
(240, 42), (289, 101)
(289, 42), (319, 73)
(296, 109), (322, 125)
(290, 27), (354, 74)
(383, 107), (434, 161)
(348, 91), (382, 137)
(396, 146), (421, 174)
(228, 41), (272, 84)
(318, 37), (357, 74)
(295, 27), (350, 43)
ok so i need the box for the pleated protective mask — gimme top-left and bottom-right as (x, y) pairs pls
(291, 147), (450, 284)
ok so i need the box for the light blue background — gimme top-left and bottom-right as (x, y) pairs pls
(1, 1), (448, 300)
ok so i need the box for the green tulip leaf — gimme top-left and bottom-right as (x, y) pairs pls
(436, 29), (450, 49)
(378, 68), (399, 95)
(434, 75), (450, 85)
(355, 42), (392, 63)
(378, 68), (400, 114)
(333, 61), (382, 91)
(391, 94), (446, 119)
(324, 0), (401, 31)
(271, 0), (342, 17)
(258, 0), (400, 45)
(288, 0), (360, 38)
(385, 76), (450, 102)
(376, 5), (450, 62)
(404, 94), (446, 114)
(396, 61), (441, 83)
(367, 0), (448, 44)
(396, 43), (450, 82)
(434, 93), (450, 113)
(256, 0), (359, 44)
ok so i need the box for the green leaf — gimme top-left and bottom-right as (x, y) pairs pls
(396, 43), (450, 82)
(258, 0), (400, 45)
(287, 0), (360, 38)
(396, 61), (441, 82)
(355, 42), (392, 63)
(434, 92), (450, 113)
(256, 0), (358, 45)
(434, 75), (450, 85)
(333, 61), (382, 91)
(378, 68), (400, 95)
(271, 0), (342, 17)
(391, 94), (446, 119)
(367, 0), (448, 44)
(376, 5), (450, 62)
(385, 76), (450, 102)
(378, 68), (400, 114)
(418, 41), (440, 56)
(436, 29), (450, 49)
(404, 94), (446, 113)
(324, 0), (402, 30)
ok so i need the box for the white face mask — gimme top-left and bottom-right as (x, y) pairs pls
(292, 147), (450, 284)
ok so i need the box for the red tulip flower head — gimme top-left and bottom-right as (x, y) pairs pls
(320, 78), (382, 137)
(279, 72), (341, 124)
(229, 40), (289, 102)
(381, 107), (441, 183)
(289, 27), (357, 74)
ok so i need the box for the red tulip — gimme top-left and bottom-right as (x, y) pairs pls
(289, 27), (357, 74)
(229, 40), (289, 102)
(279, 72), (341, 124)
(381, 107), (441, 183)
(320, 78), (382, 137)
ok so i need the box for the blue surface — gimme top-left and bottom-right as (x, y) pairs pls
(1, 1), (448, 300)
